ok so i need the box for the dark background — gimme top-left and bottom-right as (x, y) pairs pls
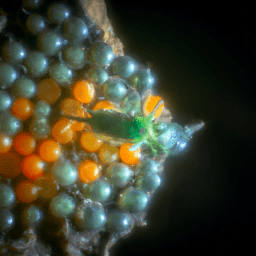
(104, 0), (255, 255)
(1, 0), (255, 255)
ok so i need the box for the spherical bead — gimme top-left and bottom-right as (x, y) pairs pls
(103, 77), (128, 102)
(37, 30), (63, 56)
(22, 154), (45, 179)
(119, 143), (141, 165)
(106, 210), (132, 233)
(26, 14), (47, 35)
(49, 62), (73, 86)
(0, 112), (22, 136)
(47, 3), (70, 24)
(22, 0), (43, 10)
(0, 183), (16, 208)
(72, 80), (95, 104)
(75, 204), (106, 230)
(35, 175), (59, 199)
(0, 133), (12, 153)
(16, 180), (38, 203)
(0, 209), (15, 232)
(137, 158), (159, 176)
(62, 17), (88, 42)
(0, 62), (19, 89)
(78, 159), (100, 184)
(144, 94), (164, 118)
(110, 56), (136, 79)
(135, 173), (161, 192)
(62, 45), (87, 70)
(88, 42), (114, 67)
(52, 118), (74, 144)
(87, 67), (108, 84)
(120, 89), (141, 114)
(128, 69), (154, 93)
(50, 192), (76, 218)
(22, 205), (43, 227)
(30, 117), (50, 139)
(80, 131), (103, 152)
(83, 179), (111, 203)
(37, 78), (61, 105)
(11, 98), (34, 120)
(39, 140), (61, 162)
(98, 144), (119, 164)
(0, 90), (12, 112)
(1, 40), (27, 65)
(106, 162), (133, 188)
(24, 51), (48, 77)
(13, 132), (36, 155)
(34, 101), (51, 117)
(52, 159), (78, 186)
(0, 152), (22, 179)
(12, 76), (36, 99)
(118, 188), (148, 213)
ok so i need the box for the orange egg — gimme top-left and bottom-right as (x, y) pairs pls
(80, 131), (103, 152)
(39, 140), (61, 162)
(78, 159), (100, 184)
(119, 143), (141, 165)
(13, 132), (36, 155)
(73, 80), (95, 104)
(52, 118), (74, 144)
(16, 179), (38, 203)
(22, 154), (45, 179)
(11, 98), (34, 120)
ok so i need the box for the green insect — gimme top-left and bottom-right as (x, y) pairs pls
(64, 90), (204, 157)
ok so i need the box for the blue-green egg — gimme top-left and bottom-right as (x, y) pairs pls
(47, 3), (70, 24)
(75, 204), (106, 230)
(49, 62), (73, 86)
(135, 173), (161, 192)
(1, 40), (27, 65)
(88, 42), (114, 67)
(26, 14), (47, 35)
(12, 76), (36, 99)
(120, 89), (141, 114)
(22, 205), (43, 227)
(52, 159), (78, 186)
(30, 117), (50, 139)
(118, 187), (149, 213)
(34, 101), (51, 118)
(103, 76), (128, 102)
(50, 192), (76, 218)
(0, 209), (15, 232)
(106, 162), (133, 188)
(110, 56), (136, 79)
(22, 0), (43, 10)
(0, 183), (16, 208)
(0, 112), (22, 136)
(106, 209), (133, 233)
(0, 90), (12, 112)
(87, 67), (109, 84)
(136, 158), (159, 176)
(0, 62), (19, 89)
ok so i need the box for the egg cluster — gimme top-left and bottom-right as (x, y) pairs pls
(0, 0), (166, 253)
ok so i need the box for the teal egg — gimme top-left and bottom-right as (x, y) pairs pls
(34, 101), (51, 118)
(0, 62), (19, 89)
(50, 192), (76, 218)
(120, 89), (141, 114)
(87, 67), (109, 84)
(136, 158), (159, 176)
(22, 0), (43, 10)
(52, 159), (78, 186)
(135, 174), (161, 192)
(118, 188), (149, 213)
(22, 205), (43, 227)
(30, 117), (50, 139)
(12, 76), (36, 99)
(62, 45), (87, 70)
(0, 90), (12, 112)
(110, 56), (136, 78)
(75, 204), (106, 230)
(88, 42), (114, 67)
(83, 179), (111, 203)
(49, 62), (73, 86)
(47, 3), (70, 24)
(24, 51), (49, 77)
(0, 112), (22, 136)
(103, 76), (128, 102)
(26, 14), (47, 35)
(0, 183), (16, 208)
(62, 17), (88, 42)
(106, 210), (133, 233)
(0, 209), (15, 232)
(128, 69), (154, 93)
(106, 162), (133, 188)
(1, 41), (27, 65)
(37, 30), (63, 56)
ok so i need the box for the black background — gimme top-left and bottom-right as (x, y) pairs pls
(1, 0), (255, 255)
